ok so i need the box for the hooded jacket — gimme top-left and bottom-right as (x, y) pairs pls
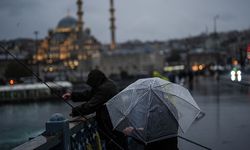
(71, 70), (127, 149)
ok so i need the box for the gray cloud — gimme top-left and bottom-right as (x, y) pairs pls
(0, 0), (40, 16)
(0, 0), (249, 43)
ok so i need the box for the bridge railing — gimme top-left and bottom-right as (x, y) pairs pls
(13, 113), (103, 150)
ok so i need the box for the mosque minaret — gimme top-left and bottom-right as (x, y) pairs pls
(110, 0), (116, 50)
(76, 0), (84, 33)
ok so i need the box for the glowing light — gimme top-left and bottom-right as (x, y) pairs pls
(163, 65), (185, 72)
(192, 65), (199, 72)
(73, 60), (79, 66)
(198, 65), (204, 70)
(231, 75), (236, 81)
(237, 74), (242, 82)
(237, 70), (242, 82)
(9, 79), (15, 85)
(49, 67), (54, 72)
(231, 70), (235, 76)
(231, 70), (241, 82)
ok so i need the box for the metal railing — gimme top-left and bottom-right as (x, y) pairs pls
(13, 113), (103, 150)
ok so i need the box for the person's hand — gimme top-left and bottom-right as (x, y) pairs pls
(123, 127), (134, 136)
(62, 92), (71, 100)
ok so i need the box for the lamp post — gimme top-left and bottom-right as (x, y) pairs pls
(213, 15), (219, 34)
(34, 31), (39, 77)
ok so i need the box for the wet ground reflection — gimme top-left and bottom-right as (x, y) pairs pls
(179, 77), (250, 150)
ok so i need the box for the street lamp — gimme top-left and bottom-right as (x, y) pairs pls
(213, 15), (219, 34)
(34, 30), (39, 77)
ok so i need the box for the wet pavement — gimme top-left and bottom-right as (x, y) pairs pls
(179, 76), (250, 150)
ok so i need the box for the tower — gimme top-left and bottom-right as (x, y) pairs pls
(110, 0), (116, 50)
(76, 0), (84, 33)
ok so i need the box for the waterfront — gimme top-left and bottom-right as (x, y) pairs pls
(0, 101), (72, 149)
(0, 76), (250, 150)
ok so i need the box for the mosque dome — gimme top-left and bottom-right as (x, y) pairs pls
(57, 16), (77, 29)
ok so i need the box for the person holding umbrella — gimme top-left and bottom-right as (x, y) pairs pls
(122, 99), (179, 150)
(62, 69), (128, 150)
(106, 77), (201, 150)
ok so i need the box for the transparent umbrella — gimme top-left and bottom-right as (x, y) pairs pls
(106, 77), (201, 144)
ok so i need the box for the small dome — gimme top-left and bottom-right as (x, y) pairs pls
(57, 16), (77, 29)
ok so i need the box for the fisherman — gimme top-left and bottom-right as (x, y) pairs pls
(62, 69), (128, 150)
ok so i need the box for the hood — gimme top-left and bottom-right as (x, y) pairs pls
(86, 69), (107, 88)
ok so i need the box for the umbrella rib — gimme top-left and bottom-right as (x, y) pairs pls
(153, 88), (200, 111)
(152, 82), (171, 88)
(144, 84), (154, 141)
(123, 90), (149, 116)
(123, 86), (149, 92)
(166, 92), (201, 111)
(112, 108), (127, 129)
(155, 88), (201, 113)
(151, 90), (180, 125)
(152, 90), (201, 132)
(113, 89), (150, 129)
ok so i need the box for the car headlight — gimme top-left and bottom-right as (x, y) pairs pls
(231, 70), (235, 76)
(237, 74), (242, 82)
(231, 70), (236, 81)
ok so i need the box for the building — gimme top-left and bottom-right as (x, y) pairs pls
(98, 48), (165, 77)
(35, 0), (101, 81)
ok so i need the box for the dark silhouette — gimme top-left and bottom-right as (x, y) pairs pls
(123, 98), (179, 150)
(187, 70), (194, 91)
(145, 137), (178, 150)
(63, 69), (127, 150)
(145, 100), (179, 150)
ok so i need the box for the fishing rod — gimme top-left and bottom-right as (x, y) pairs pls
(178, 136), (212, 150)
(0, 44), (125, 150)
(0, 44), (76, 109)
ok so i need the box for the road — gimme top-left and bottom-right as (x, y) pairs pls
(179, 76), (250, 150)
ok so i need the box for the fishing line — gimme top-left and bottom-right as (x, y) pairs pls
(0, 44), (76, 109)
(0, 43), (124, 150)
(178, 135), (212, 150)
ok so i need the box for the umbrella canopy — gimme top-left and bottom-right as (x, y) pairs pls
(106, 77), (201, 144)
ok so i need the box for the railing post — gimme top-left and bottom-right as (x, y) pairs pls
(45, 113), (70, 150)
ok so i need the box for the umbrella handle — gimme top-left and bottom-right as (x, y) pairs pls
(178, 136), (212, 150)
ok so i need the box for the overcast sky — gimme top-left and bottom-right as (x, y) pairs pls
(0, 0), (249, 43)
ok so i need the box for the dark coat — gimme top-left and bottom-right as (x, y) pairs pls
(71, 70), (127, 150)
(145, 137), (178, 150)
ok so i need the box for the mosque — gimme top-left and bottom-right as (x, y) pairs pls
(34, 0), (117, 80)
(34, 0), (164, 80)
